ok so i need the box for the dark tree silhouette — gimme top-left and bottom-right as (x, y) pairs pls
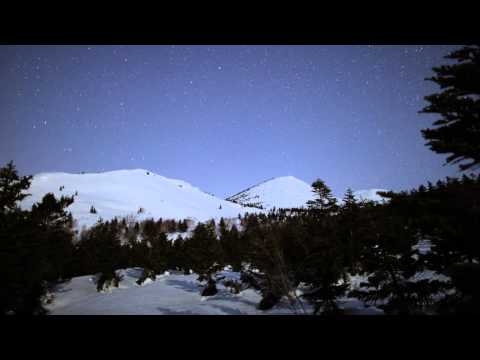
(421, 45), (480, 171)
(0, 161), (32, 213)
(0, 162), (75, 314)
(306, 179), (338, 214)
(185, 222), (223, 296)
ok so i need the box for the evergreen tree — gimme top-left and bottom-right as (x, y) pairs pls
(0, 162), (75, 314)
(145, 224), (171, 274)
(219, 219), (244, 272)
(297, 212), (348, 315)
(306, 179), (338, 214)
(185, 222), (223, 296)
(337, 188), (363, 274)
(228, 225), (243, 272)
(342, 188), (357, 209)
(178, 219), (188, 232)
(421, 45), (480, 171)
(31, 193), (75, 282)
(75, 219), (123, 291)
(0, 161), (32, 213)
(406, 176), (480, 314)
(173, 236), (191, 274)
(350, 194), (445, 315)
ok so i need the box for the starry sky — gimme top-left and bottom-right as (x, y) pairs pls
(0, 45), (461, 198)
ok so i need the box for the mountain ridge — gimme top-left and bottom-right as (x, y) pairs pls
(20, 169), (261, 229)
(19, 169), (388, 228)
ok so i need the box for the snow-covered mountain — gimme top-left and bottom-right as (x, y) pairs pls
(19, 169), (260, 229)
(18, 170), (388, 229)
(226, 176), (315, 210)
(226, 176), (388, 210)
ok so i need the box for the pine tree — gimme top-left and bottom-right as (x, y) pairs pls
(228, 225), (243, 272)
(0, 161), (32, 213)
(342, 188), (357, 208)
(0, 162), (75, 314)
(219, 218), (244, 272)
(297, 213), (348, 315)
(306, 179), (338, 214)
(338, 188), (362, 274)
(421, 45), (480, 171)
(76, 220), (123, 291)
(31, 193), (75, 282)
(186, 222), (223, 296)
(142, 219), (171, 274)
(178, 219), (188, 232)
(350, 192), (446, 315)
(173, 236), (191, 274)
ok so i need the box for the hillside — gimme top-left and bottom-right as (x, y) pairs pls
(19, 169), (260, 228)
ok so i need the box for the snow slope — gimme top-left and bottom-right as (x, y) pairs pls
(45, 268), (383, 315)
(19, 169), (260, 229)
(226, 176), (388, 210)
(352, 189), (389, 203)
(227, 176), (315, 210)
(46, 269), (298, 315)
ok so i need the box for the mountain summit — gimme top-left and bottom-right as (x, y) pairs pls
(226, 176), (315, 210)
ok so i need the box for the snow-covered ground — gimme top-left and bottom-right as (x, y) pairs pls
(45, 268), (383, 315)
(46, 269), (295, 315)
(19, 169), (262, 229)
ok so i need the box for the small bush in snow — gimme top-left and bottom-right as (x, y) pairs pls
(258, 292), (281, 311)
(201, 278), (218, 297)
(96, 272), (123, 292)
(136, 268), (156, 285)
(223, 279), (242, 294)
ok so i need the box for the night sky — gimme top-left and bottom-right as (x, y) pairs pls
(0, 45), (460, 198)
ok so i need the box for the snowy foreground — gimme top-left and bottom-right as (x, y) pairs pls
(45, 269), (384, 315)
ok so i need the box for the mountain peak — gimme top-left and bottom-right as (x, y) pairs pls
(226, 176), (313, 210)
